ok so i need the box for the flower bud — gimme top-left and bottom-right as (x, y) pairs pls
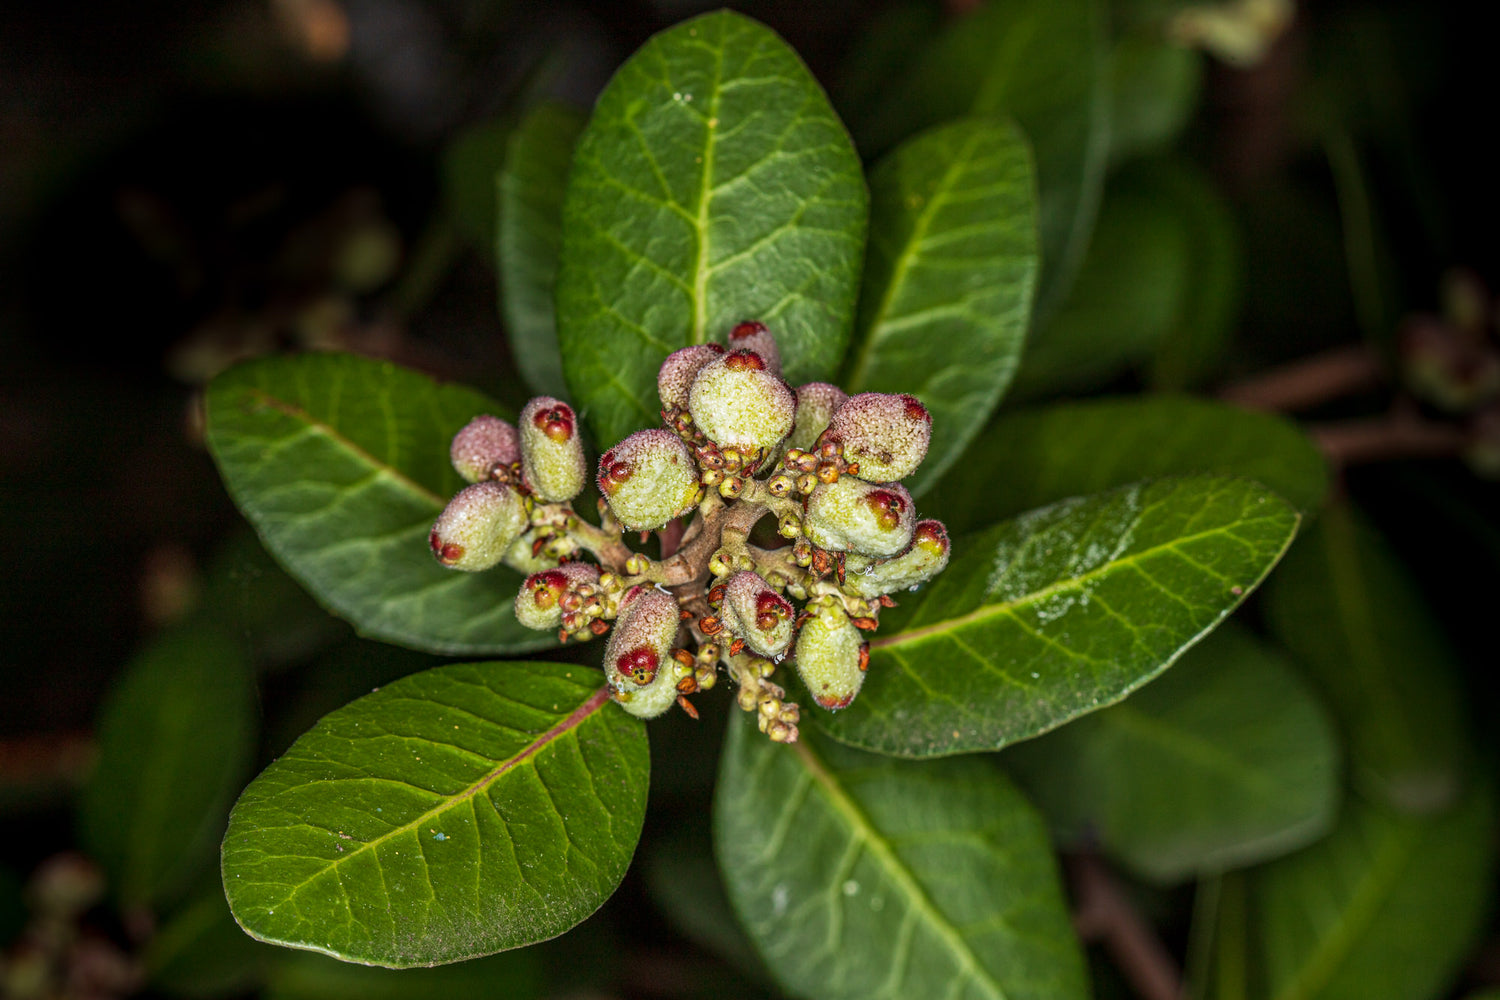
(658, 344), (726, 412)
(597, 429), (701, 530)
(804, 478), (915, 558)
(450, 415), (520, 483)
(719, 570), (796, 658)
(786, 382), (848, 453)
(604, 589), (689, 718)
(843, 520), (950, 598)
(826, 393), (931, 482)
(514, 562), (601, 631)
(726, 320), (782, 375)
(795, 600), (866, 711)
(687, 350), (796, 455)
(519, 397), (587, 502)
(429, 482), (528, 572)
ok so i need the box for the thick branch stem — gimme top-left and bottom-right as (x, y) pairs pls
(1219, 345), (1385, 412)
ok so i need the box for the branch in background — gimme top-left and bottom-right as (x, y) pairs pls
(1219, 344), (1385, 412)
(1068, 852), (1183, 1000)
(1310, 410), (1468, 468)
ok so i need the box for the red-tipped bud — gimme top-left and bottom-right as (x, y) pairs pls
(721, 570), (795, 657)
(514, 562), (601, 631)
(726, 320), (782, 375)
(450, 415), (520, 483)
(687, 351), (796, 453)
(519, 397), (586, 502)
(804, 478), (915, 558)
(826, 392), (932, 482)
(658, 344), (726, 411)
(786, 382), (848, 453)
(794, 600), (865, 711)
(604, 590), (691, 719)
(429, 482), (528, 572)
(843, 519), (951, 598)
(597, 429), (700, 530)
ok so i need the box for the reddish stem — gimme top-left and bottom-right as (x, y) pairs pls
(1219, 345), (1385, 412)
(1068, 852), (1183, 1000)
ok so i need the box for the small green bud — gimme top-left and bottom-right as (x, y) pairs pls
(720, 570), (796, 657)
(843, 520), (950, 598)
(604, 588), (689, 718)
(826, 392), (931, 482)
(597, 429), (700, 530)
(794, 600), (866, 711)
(787, 382), (848, 453)
(502, 529), (560, 575)
(804, 477), (915, 558)
(726, 320), (782, 375)
(687, 349), (796, 454)
(658, 344), (726, 411)
(450, 414), (520, 483)
(429, 481), (528, 572)
(519, 397), (586, 502)
(515, 562), (601, 631)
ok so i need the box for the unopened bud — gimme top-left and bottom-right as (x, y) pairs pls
(825, 393), (931, 482)
(795, 600), (866, 711)
(597, 429), (701, 530)
(605, 590), (691, 718)
(429, 482), (528, 571)
(515, 562), (602, 631)
(658, 344), (726, 411)
(787, 382), (848, 453)
(450, 415), (521, 483)
(687, 350), (796, 453)
(842, 520), (950, 598)
(519, 397), (586, 502)
(720, 570), (796, 657)
(726, 320), (782, 375)
(804, 478), (915, 558)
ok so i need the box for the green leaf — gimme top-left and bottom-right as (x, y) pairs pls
(852, 0), (1109, 323)
(205, 352), (553, 656)
(715, 715), (1087, 1000)
(819, 476), (1301, 758)
(556, 10), (869, 446)
(1003, 624), (1340, 883)
(79, 622), (256, 909)
(1264, 504), (1469, 813)
(843, 117), (1040, 495)
(1207, 783), (1495, 1000)
(222, 661), (648, 968)
(442, 118), (512, 256)
(145, 884), (272, 997)
(498, 102), (585, 398)
(1010, 160), (1241, 398)
(927, 395), (1329, 536)
(1106, 36), (1202, 165)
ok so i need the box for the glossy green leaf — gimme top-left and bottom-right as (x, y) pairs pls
(1011, 160), (1240, 398)
(852, 0), (1108, 323)
(1265, 504), (1468, 813)
(819, 476), (1300, 758)
(222, 661), (648, 968)
(79, 622), (255, 908)
(556, 10), (869, 446)
(715, 715), (1087, 1000)
(928, 395), (1328, 536)
(843, 117), (1039, 495)
(498, 102), (585, 398)
(1003, 625), (1339, 883)
(1206, 784), (1495, 1000)
(205, 352), (552, 656)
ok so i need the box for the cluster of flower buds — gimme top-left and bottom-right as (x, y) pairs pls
(430, 321), (951, 742)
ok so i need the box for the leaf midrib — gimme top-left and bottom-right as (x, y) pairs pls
(689, 27), (726, 344)
(262, 686), (612, 905)
(793, 740), (1007, 1000)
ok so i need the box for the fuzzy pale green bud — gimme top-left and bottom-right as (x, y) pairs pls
(787, 382), (848, 453)
(687, 350), (796, 454)
(794, 600), (866, 711)
(450, 414), (520, 483)
(519, 397), (586, 502)
(429, 481), (528, 572)
(726, 320), (782, 376)
(658, 344), (725, 411)
(843, 520), (951, 598)
(720, 570), (796, 658)
(827, 393), (932, 482)
(604, 588), (688, 718)
(804, 478), (915, 558)
(597, 429), (701, 530)
(514, 562), (601, 631)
